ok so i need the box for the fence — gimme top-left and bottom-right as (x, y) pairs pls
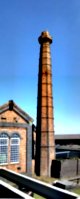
(0, 168), (79, 199)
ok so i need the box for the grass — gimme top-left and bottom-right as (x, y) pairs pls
(34, 194), (45, 199)
(32, 174), (56, 183)
(33, 175), (80, 198)
(32, 175), (56, 199)
(71, 187), (80, 195)
(32, 175), (57, 199)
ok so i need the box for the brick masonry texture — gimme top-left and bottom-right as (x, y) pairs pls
(35, 31), (55, 177)
(0, 109), (28, 173)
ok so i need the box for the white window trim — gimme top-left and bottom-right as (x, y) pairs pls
(10, 137), (20, 164)
(0, 137), (9, 165)
(10, 137), (20, 145)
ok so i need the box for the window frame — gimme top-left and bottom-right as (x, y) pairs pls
(10, 136), (20, 164)
(0, 135), (9, 165)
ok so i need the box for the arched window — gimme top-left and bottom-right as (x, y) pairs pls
(10, 133), (20, 163)
(0, 133), (9, 164)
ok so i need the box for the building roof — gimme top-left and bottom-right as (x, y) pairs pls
(0, 100), (34, 124)
(55, 134), (80, 140)
(55, 134), (80, 145)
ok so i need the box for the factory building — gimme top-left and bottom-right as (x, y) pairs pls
(0, 100), (33, 175)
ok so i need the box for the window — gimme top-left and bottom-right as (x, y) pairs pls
(0, 133), (8, 164)
(10, 134), (20, 163)
(0, 132), (20, 165)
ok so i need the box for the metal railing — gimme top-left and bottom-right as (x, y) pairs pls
(0, 179), (33, 199)
(0, 168), (80, 199)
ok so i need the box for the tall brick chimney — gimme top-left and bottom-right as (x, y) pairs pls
(35, 31), (55, 176)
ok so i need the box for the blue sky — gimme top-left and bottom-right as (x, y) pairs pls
(0, 0), (80, 134)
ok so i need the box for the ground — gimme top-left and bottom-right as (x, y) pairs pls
(33, 175), (80, 198)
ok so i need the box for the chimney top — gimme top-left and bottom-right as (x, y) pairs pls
(38, 31), (52, 44)
(9, 100), (14, 110)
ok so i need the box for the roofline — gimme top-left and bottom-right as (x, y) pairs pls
(0, 100), (34, 123)
(55, 134), (80, 140)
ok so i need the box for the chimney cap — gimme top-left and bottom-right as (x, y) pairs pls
(38, 31), (52, 44)
(9, 100), (14, 110)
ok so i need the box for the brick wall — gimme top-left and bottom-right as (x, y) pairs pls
(0, 110), (26, 123)
(0, 110), (28, 173)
